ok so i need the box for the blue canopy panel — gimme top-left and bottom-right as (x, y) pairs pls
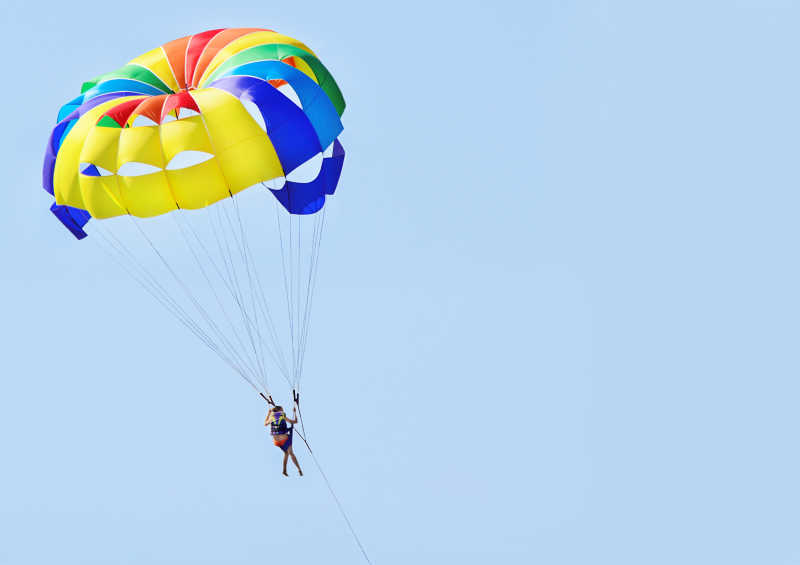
(210, 75), (344, 215)
(323, 138), (345, 197)
(271, 138), (345, 214)
(216, 61), (343, 149)
(50, 204), (91, 240)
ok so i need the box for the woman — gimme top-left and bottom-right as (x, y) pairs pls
(265, 405), (303, 477)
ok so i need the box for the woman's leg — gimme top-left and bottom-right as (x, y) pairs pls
(288, 446), (303, 476)
(282, 449), (289, 476)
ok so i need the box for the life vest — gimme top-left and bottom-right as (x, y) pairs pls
(270, 412), (289, 436)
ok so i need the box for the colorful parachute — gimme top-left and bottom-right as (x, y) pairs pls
(42, 29), (346, 399)
(44, 27), (345, 237)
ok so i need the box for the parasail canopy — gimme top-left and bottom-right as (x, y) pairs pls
(44, 28), (345, 239)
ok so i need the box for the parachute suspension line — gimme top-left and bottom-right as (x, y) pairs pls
(210, 204), (271, 391)
(92, 224), (211, 348)
(129, 216), (258, 383)
(295, 214), (316, 389)
(296, 207), (326, 387)
(128, 217), (269, 397)
(199, 205), (269, 389)
(231, 196), (293, 385)
(290, 211), (300, 383)
(220, 202), (272, 389)
(275, 201), (299, 384)
(183, 208), (290, 383)
(273, 199), (328, 390)
(174, 214), (259, 369)
(91, 223), (264, 396)
(287, 208), (323, 391)
(92, 223), (227, 362)
(94, 224), (181, 313)
(124, 216), (264, 393)
(295, 210), (302, 383)
(171, 213), (266, 390)
(207, 205), (257, 358)
(218, 201), (270, 388)
(208, 204), (281, 395)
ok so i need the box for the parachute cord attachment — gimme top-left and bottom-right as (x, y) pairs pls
(292, 389), (307, 440)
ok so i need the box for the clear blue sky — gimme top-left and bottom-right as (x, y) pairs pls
(1, 1), (799, 563)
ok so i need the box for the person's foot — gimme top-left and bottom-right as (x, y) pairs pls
(298, 469), (303, 477)
(282, 470), (288, 477)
